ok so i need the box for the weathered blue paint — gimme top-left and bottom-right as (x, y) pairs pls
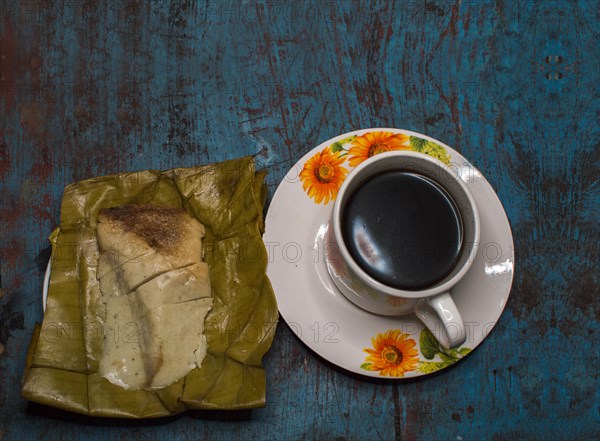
(0, 0), (598, 440)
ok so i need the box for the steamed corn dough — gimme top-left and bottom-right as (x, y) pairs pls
(97, 204), (212, 390)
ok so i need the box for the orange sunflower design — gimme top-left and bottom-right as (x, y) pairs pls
(361, 329), (420, 377)
(347, 131), (410, 167)
(299, 146), (349, 204)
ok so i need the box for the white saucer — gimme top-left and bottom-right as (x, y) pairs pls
(43, 260), (51, 311)
(264, 128), (514, 379)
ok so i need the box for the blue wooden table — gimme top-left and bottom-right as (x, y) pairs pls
(1, 0), (598, 439)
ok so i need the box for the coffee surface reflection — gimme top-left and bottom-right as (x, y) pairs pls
(341, 171), (463, 290)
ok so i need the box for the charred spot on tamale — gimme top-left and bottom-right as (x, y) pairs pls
(98, 204), (188, 253)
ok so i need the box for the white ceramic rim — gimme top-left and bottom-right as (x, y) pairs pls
(42, 260), (51, 311)
(331, 150), (481, 299)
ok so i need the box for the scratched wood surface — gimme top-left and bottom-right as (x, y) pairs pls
(1, 0), (598, 440)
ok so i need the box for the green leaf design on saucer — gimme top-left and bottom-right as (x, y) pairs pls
(416, 328), (472, 374)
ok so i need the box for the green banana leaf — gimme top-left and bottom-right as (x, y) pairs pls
(21, 157), (278, 417)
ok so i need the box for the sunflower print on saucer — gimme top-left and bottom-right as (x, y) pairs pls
(361, 328), (473, 377)
(299, 146), (349, 204)
(347, 131), (410, 167)
(360, 329), (420, 377)
(299, 131), (452, 204)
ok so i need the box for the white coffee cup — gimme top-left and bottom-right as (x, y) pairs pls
(325, 151), (480, 348)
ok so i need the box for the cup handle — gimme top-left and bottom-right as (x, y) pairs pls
(415, 292), (466, 349)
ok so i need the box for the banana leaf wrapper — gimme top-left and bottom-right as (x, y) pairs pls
(21, 157), (278, 417)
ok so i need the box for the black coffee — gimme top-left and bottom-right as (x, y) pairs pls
(341, 171), (463, 290)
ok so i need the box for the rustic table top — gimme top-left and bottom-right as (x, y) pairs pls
(1, 1), (598, 440)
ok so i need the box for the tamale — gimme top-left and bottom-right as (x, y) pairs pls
(97, 204), (212, 390)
